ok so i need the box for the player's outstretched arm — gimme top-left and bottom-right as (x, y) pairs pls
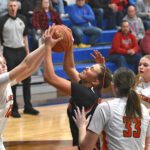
(63, 37), (80, 83)
(43, 27), (71, 95)
(9, 44), (45, 83)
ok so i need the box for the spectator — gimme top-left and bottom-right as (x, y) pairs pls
(0, 0), (39, 118)
(32, 0), (62, 34)
(109, 0), (128, 27)
(136, 0), (150, 30)
(51, 0), (69, 18)
(88, 0), (116, 29)
(68, 0), (102, 48)
(0, 0), (8, 17)
(124, 5), (145, 42)
(128, 0), (136, 6)
(140, 30), (150, 54)
(107, 20), (142, 73)
(32, 0), (62, 46)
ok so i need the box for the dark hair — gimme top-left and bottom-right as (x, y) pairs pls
(35, 0), (54, 12)
(113, 68), (142, 120)
(97, 64), (112, 89)
(121, 20), (129, 26)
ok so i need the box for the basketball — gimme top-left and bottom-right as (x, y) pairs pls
(51, 25), (73, 52)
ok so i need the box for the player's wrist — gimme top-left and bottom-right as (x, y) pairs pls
(45, 44), (52, 50)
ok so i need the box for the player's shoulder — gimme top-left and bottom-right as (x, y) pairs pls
(106, 98), (123, 106)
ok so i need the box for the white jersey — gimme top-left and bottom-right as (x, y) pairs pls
(136, 81), (150, 98)
(136, 81), (150, 108)
(88, 97), (150, 150)
(0, 72), (13, 134)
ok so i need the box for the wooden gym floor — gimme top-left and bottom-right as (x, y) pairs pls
(3, 103), (78, 150)
(3, 97), (150, 150)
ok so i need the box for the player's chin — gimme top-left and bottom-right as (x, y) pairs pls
(3, 69), (7, 73)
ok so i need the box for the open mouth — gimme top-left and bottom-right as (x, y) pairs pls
(139, 70), (144, 74)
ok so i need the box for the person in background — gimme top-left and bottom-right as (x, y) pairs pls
(0, 0), (39, 118)
(140, 30), (150, 55)
(136, 0), (150, 30)
(68, 0), (102, 48)
(73, 67), (150, 150)
(107, 20), (141, 74)
(32, 0), (62, 46)
(88, 0), (116, 29)
(51, 0), (69, 18)
(123, 5), (145, 43)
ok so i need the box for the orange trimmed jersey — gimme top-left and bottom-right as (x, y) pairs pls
(88, 98), (150, 150)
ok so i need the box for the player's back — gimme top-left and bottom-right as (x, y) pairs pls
(104, 97), (149, 150)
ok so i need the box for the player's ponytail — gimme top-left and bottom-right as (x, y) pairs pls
(126, 88), (142, 120)
(113, 68), (142, 120)
(97, 64), (112, 89)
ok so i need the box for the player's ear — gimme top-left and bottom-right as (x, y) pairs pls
(92, 79), (99, 88)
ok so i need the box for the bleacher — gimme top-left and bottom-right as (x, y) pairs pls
(47, 45), (115, 79)
(38, 4), (118, 78)
(29, 4), (137, 79)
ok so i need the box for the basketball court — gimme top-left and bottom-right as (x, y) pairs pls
(4, 103), (78, 150)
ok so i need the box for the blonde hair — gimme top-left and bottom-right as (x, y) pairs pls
(142, 55), (150, 60)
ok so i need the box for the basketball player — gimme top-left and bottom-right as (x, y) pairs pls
(136, 55), (150, 113)
(73, 68), (150, 150)
(0, 35), (62, 149)
(43, 27), (112, 149)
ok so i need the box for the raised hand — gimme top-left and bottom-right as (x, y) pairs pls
(43, 26), (63, 49)
(73, 107), (91, 129)
(91, 50), (106, 64)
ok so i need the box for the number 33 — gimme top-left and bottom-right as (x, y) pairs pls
(123, 116), (141, 138)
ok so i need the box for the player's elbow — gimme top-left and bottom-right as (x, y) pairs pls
(44, 71), (57, 85)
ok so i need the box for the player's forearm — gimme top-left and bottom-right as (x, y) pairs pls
(44, 45), (56, 82)
(18, 44), (45, 80)
(63, 47), (75, 71)
(23, 44), (44, 69)
(79, 126), (87, 150)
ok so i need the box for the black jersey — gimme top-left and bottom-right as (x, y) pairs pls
(67, 82), (101, 148)
(70, 82), (101, 109)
